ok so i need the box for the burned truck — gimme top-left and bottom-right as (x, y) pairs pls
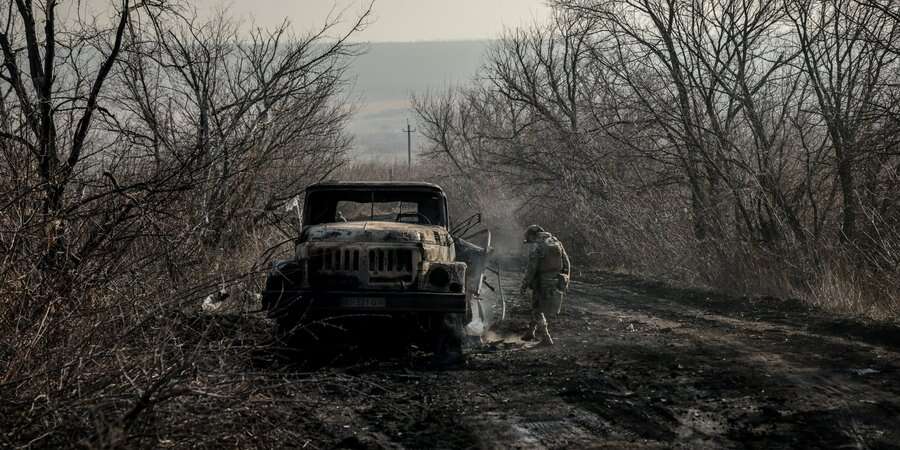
(261, 181), (502, 356)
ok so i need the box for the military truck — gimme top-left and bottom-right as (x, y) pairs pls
(261, 181), (500, 358)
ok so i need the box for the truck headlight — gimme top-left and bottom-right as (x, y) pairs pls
(422, 262), (466, 292)
(296, 243), (309, 259)
(428, 267), (451, 288)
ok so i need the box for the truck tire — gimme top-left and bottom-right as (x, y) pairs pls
(431, 313), (464, 366)
(274, 309), (304, 345)
(262, 259), (303, 314)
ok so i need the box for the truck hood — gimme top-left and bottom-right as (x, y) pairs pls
(302, 221), (450, 245)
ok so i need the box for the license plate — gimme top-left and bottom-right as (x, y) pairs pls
(340, 297), (386, 308)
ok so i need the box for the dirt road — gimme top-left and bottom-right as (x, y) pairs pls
(168, 271), (900, 449)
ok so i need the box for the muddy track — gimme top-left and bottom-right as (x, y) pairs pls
(187, 271), (900, 449)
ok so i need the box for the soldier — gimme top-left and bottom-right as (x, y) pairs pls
(520, 225), (571, 345)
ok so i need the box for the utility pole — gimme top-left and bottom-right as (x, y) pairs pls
(402, 119), (415, 177)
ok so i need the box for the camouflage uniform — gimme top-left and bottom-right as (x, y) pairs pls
(520, 227), (571, 345)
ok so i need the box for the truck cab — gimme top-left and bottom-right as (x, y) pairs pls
(264, 181), (467, 312)
(261, 182), (485, 356)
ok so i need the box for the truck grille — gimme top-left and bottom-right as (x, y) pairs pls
(309, 246), (416, 285)
(313, 248), (361, 272)
(368, 248), (414, 275)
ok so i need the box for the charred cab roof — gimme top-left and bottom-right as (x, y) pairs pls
(305, 181), (446, 193)
(302, 181), (450, 228)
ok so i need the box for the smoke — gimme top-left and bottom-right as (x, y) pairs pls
(333, 159), (531, 260)
(422, 164), (527, 257)
(482, 329), (525, 345)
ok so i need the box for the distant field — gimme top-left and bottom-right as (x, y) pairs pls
(345, 40), (489, 160)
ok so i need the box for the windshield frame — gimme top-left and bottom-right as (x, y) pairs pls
(303, 187), (450, 229)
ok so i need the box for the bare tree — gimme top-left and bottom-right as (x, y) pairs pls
(0, 1), (368, 296)
(786, 0), (900, 241)
(0, 2), (371, 444)
(115, 5), (368, 247)
(0, 0), (132, 274)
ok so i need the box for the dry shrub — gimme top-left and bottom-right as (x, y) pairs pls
(546, 185), (795, 298)
(0, 2), (363, 443)
(802, 248), (900, 320)
(409, 0), (900, 323)
(565, 188), (900, 321)
(0, 213), (298, 447)
(404, 162), (900, 321)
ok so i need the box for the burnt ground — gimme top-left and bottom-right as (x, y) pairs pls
(144, 271), (900, 449)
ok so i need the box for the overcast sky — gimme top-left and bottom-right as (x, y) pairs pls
(219, 0), (551, 42)
(60, 1), (553, 159)
(68, 0), (551, 42)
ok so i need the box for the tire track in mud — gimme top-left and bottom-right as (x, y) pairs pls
(237, 272), (899, 449)
(570, 278), (900, 404)
(433, 273), (900, 449)
(548, 275), (900, 449)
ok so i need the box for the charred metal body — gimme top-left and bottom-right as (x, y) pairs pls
(261, 182), (496, 357)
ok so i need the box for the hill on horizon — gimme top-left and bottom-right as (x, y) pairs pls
(344, 40), (490, 161)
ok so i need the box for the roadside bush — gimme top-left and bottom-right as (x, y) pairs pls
(0, 1), (368, 446)
(413, 0), (900, 321)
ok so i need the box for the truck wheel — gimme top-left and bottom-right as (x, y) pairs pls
(262, 259), (302, 313)
(275, 311), (301, 344)
(431, 313), (464, 366)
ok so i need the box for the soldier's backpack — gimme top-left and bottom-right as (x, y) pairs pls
(538, 234), (564, 274)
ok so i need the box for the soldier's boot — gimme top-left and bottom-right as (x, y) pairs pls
(521, 324), (537, 342)
(537, 333), (554, 346)
(536, 313), (554, 346)
(522, 310), (540, 341)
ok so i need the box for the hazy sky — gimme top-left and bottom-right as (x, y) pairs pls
(69, 0), (551, 42)
(208, 0), (552, 42)
(61, 1), (553, 159)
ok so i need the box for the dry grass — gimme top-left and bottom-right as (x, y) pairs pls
(0, 214), (293, 447)
(570, 196), (900, 323)
(803, 254), (900, 320)
(2, 158), (897, 447)
(407, 165), (900, 323)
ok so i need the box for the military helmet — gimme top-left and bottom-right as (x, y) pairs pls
(523, 224), (545, 243)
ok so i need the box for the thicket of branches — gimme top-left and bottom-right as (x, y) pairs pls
(0, 0), (367, 445)
(415, 0), (900, 317)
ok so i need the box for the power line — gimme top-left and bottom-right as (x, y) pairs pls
(402, 119), (415, 177)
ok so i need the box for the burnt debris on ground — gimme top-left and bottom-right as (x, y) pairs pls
(5, 271), (898, 449)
